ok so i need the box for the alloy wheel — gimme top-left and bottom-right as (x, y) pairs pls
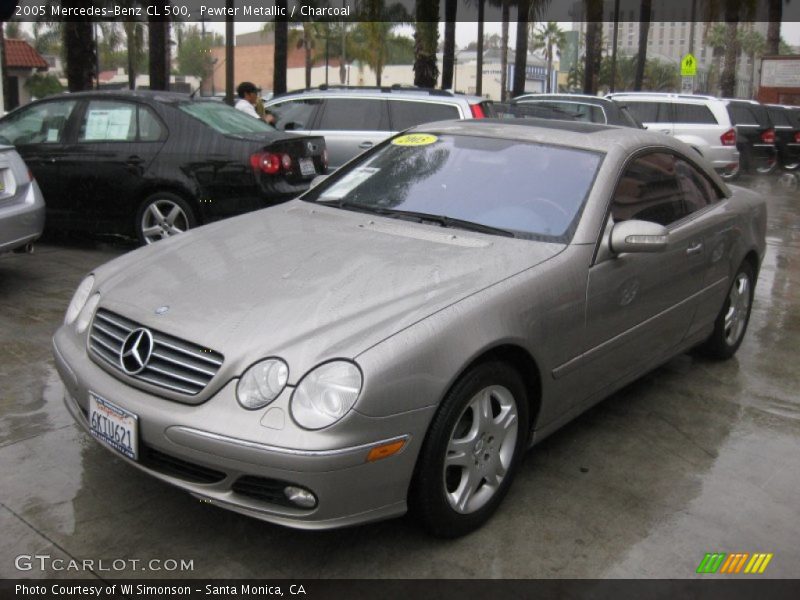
(724, 273), (751, 347)
(140, 199), (189, 244)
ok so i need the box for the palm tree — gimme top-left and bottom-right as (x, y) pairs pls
(634, 0), (652, 91)
(530, 21), (566, 93)
(739, 26), (766, 98)
(511, 0), (530, 97)
(148, 1), (170, 90)
(351, 22), (394, 85)
(441, 0), (457, 89)
(766, 0), (782, 56)
(63, 19), (95, 91)
(705, 23), (728, 95)
(500, 0), (509, 100)
(274, 0), (288, 94)
(414, 0), (440, 87)
(582, 0), (603, 95)
(123, 21), (146, 90)
(476, 0), (485, 95)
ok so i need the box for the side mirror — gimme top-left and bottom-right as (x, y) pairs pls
(310, 174), (329, 187)
(610, 220), (668, 254)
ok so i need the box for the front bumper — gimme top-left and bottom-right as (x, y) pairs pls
(53, 326), (434, 530)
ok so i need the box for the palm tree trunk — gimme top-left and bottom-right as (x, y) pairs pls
(148, 12), (170, 91)
(441, 0), (457, 90)
(413, 0), (440, 88)
(766, 0), (781, 56)
(634, 0), (651, 91)
(500, 0), (509, 101)
(721, 19), (739, 98)
(64, 20), (95, 91)
(546, 45), (553, 93)
(512, 0), (529, 97)
(305, 41), (312, 88)
(274, 0), (288, 94)
(476, 0), (485, 95)
(582, 0), (603, 95)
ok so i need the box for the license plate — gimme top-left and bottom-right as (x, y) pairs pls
(299, 157), (316, 177)
(88, 392), (139, 461)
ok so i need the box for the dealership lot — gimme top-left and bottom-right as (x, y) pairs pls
(1, 174), (799, 579)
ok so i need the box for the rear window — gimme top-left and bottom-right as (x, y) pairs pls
(179, 101), (274, 134)
(674, 103), (718, 124)
(305, 133), (603, 242)
(516, 100), (606, 124)
(625, 101), (671, 123)
(389, 100), (460, 130)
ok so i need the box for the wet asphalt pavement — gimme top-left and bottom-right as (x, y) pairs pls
(1, 173), (798, 579)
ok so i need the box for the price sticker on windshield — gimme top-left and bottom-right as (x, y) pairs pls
(392, 133), (439, 146)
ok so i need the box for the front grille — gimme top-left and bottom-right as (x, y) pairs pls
(89, 308), (224, 396)
(140, 444), (226, 484)
(232, 476), (304, 508)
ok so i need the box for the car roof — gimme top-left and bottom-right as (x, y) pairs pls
(29, 90), (193, 104)
(607, 92), (724, 104)
(272, 85), (484, 103)
(514, 94), (616, 105)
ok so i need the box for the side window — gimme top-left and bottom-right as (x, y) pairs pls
(611, 153), (686, 226)
(268, 98), (321, 131)
(317, 98), (389, 131)
(389, 100), (460, 130)
(767, 107), (792, 128)
(674, 103), (718, 124)
(728, 105), (757, 126)
(675, 159), (716, 215)
(0, 100), (77, 145)
(138, 105), (165, 141)
(625, 101), (671, 124)
(79, 100), (136, 142)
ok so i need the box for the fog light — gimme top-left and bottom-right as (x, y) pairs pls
(284, 486), (317, 508)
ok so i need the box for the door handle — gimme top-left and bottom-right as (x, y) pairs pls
(358, 141), (374, 149)
(686, 242), (704, 256)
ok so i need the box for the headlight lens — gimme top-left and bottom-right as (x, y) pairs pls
(75, 293), (101, 334)
(291, 361), (362, 430)
(236, 358), (289, 410)
(64, 275), (94, 325)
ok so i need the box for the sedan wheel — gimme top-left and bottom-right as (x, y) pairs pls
(136, 193), (196, 245)
(700, 261), (755, 359)
(411, 361), (529, 537)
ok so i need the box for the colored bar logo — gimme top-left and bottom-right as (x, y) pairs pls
(697, 552), (773, 574)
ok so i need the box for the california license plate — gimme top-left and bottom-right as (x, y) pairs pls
(88, 392), (139, 461)
(299, 157), (316, 177)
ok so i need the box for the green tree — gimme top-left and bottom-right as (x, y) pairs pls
(350, 22), (395, 85)
(530, 21), (566, 93)
(25, 73), (64, 99)
(176, 26), (220, 80)
(705, 23), (728, 94)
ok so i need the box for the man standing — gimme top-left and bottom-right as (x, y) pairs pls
(235, 81), (275, 125)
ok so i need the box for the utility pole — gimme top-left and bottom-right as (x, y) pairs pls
(609, 0), (620, 92)
(225, 0), (234, 105)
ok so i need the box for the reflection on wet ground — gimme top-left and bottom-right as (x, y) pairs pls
(1, 175), (798, 578)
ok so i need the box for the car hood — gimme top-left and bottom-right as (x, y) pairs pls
(94, 200), (564, 383)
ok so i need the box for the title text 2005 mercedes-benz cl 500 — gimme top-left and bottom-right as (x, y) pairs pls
(53, 120), (766, 537)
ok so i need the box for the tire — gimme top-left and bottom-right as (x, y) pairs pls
(136, 192), (197, 245)
(719, 163), (740, 182)
(699, 261), (755, 359)
(410, 361), (529, 538)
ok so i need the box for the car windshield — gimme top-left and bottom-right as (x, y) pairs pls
(178, 101), (274, 134)
(304, 133), (603, 242)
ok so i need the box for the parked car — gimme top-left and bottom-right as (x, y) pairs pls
(0, 144), (45, 254)
(722, 98), (778, 175)
(53, 119), (765, 537)
(606, 92), (740, 180)
(498, 93), (643, 128)
(264, 85), (494, 169)
(765, 104), (800, 171)
(0, 91), (327, 245)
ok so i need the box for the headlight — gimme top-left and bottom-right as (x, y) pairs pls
(75, 293), (101, 334)
(64, 275), (94, 325)
(237, 358), (289, 410)
(291, 361), (362, 430)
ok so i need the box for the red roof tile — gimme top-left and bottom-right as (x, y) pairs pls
(4, 39), (49, 70)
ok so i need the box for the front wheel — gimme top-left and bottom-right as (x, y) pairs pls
(136, 192), (196, 245)
(699, 261), (755, 359)
(410, 361), (529, 538)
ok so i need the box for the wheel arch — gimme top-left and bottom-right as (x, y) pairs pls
(135, 183), (202, 225)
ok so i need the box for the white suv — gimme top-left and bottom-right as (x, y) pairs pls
(606, 93), (740, 180)
(265, 86), (494, 170)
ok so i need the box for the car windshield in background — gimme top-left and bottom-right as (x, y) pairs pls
(178, 101), (274, 135)
(304, 133), (602, 242)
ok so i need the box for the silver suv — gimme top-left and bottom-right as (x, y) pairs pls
(606, 93), (740, 180)
(265, 86), (494, 170)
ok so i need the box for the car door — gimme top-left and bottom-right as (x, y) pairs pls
(58, 99), (166, 232)
(0, 98), (79, 221)
(267, 97), (323, 134)
(581, 152), (709, 392)
(626, 100), (673, 135)
(312, 97), (390, 169)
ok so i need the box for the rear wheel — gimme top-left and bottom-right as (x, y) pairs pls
(410, 361), (529, 538)
(136, 192), (196, 245)
(699, 261), (755, 359)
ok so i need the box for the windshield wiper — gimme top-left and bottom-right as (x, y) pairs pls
(317, 200), (516, 238)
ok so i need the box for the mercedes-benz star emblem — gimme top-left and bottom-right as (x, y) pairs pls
(120, 328), (154, 375)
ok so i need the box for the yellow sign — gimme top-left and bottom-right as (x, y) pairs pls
(681, 53), (697, 77)
(392, 133), (439, 146)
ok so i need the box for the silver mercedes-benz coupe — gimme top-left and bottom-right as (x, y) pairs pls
(53, 120), (766, 537)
